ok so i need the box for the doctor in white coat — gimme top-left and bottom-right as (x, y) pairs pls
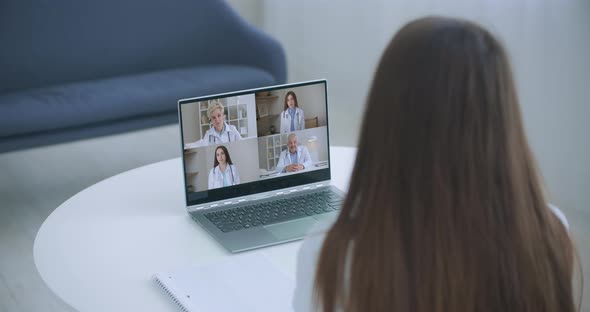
(208, 145), (240, 189)
(276, 133), (313, 173)
(185, 101), (242, 149)
(280, 91), (305, 133)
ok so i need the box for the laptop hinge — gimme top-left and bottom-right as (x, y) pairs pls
(187, 181), (329, 213)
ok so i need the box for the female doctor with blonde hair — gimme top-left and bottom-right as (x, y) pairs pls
(208, 145), (240, 189)
(185, 100), (242, 149)
(280, 91), (305, 133)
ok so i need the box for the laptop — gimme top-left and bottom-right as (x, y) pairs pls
(177, 79), (344, 252)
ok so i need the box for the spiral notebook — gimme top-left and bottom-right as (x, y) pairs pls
(153, 253), (294, 311)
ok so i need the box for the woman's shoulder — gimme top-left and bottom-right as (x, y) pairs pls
(293, 220), (334, 311)
(303, 219), (332, 243)
(297, 220), (334, 273)
(548, 203), (569, 229)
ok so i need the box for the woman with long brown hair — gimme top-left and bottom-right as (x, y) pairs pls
(208, 145), (240, 189)
(293, 16), (580, 312)
(280, 91), (306, 133)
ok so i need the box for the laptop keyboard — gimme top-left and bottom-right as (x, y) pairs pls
(204, 190), (344, 233)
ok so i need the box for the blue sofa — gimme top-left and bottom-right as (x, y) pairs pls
(0, 0), (286, 153)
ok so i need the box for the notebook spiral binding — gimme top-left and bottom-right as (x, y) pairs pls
(154, 276), (190, 312)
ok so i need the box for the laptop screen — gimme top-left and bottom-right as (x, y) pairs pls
(178, 80), (331, 206)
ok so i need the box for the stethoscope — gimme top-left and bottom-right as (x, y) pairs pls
(282, 108), (301, 120)
(213, 164), (236, 185)
(208, 129), (231, 143)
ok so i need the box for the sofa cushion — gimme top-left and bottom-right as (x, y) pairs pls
(0, 65), (276, 137)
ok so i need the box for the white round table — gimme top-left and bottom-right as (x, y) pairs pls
(34, 146), (356, 311)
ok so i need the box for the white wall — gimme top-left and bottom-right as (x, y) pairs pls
(225, 0), (264, 28)
(260, 0), (590, 217)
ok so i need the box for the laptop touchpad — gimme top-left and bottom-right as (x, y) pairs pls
(264, 217), (317, 241)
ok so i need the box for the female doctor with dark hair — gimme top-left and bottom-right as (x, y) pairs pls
(208, 145), (240, 189)
(280, 91), (305, 133)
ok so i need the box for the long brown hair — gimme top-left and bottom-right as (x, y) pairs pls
(213, 145), (233, 168)
(315, 16), (580, 312)
(283, 91), (299, 111)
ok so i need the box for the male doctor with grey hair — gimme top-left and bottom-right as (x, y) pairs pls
(276, 133), (313, 173)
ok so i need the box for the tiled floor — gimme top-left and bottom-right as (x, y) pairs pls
(0, 124), (588, 311)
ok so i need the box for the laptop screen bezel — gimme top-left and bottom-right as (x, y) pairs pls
(178, 79), (331, 207)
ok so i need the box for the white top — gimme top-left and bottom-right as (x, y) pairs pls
(276, 146), (313, 174)
(185, 122), (242, 148)
(208, 164), (240, 189)
(292, 204), (570, 312)
(280, 107), (305, 133)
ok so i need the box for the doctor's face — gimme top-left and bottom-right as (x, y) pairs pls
(287, 94), (296, 109)
(288, 136), (298, 153)
(210, 108), (225, 131)
(215, 148), (226, 165)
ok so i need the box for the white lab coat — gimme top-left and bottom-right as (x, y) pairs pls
(185, 122), (242, 149)
(280, 107), (305, 133)
(276, 146), (313, 173)
(208, 164), (240, 189)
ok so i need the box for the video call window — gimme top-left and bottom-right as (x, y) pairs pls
(179, 81), (329, 197)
